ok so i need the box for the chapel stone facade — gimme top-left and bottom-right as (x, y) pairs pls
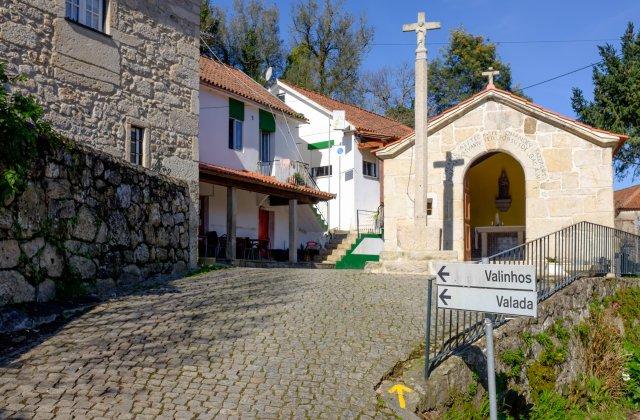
(373, 87), (626, 272)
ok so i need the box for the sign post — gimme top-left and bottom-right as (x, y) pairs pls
(432, 262), (537, 420)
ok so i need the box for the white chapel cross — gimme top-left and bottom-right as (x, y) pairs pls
(403, 12), (440, 224)
(482, 67), (500, 87)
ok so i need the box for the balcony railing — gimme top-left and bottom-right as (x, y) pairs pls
(257, 160), (319, 190)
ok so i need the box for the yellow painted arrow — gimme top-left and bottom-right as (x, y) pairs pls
(388, 383), (413, 409)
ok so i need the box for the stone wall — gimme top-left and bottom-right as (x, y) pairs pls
(0, 143), (191, 307)
(382, 98), (615, 258)
(615, 210), (640, 235)
(0, 0), (201, 267)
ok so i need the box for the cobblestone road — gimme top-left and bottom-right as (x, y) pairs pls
(0, 268), (427, 419)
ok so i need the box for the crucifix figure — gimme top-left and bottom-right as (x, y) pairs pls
(482, 67), (500, 87)
(403, 12), (440, 226)
(433, 152), (465, 250)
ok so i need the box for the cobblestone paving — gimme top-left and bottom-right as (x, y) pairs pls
(0, 268), (427, 419)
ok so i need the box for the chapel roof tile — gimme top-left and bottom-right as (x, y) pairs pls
(615, 184), (640, 212)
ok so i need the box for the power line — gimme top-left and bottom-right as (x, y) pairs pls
(371, 38), (618, 47)
(515, 60), (603, 92)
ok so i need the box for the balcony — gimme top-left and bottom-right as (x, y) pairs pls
(256, 160), (318, 190)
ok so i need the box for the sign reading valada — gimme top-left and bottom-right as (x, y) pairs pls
(434, 262), (537, 317)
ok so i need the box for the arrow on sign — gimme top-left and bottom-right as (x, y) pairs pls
(439, 288), (451, 306)
(437, 265), (450, 283)
(388, 383), (413, 409)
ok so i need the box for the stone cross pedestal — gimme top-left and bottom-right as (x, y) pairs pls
(402, 12), (440, 226)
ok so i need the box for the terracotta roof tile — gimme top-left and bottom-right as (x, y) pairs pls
(280, 82), (413, 140)
(615, 185), (640, 212)
(199, 162), (335, 201)
(200, 57), (304, 120)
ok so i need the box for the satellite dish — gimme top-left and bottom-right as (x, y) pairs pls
(264, 66), (273, 82)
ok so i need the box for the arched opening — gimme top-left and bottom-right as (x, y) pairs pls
(463, 152), (526, 260)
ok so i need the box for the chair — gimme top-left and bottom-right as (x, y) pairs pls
(205, 231), (219, 258)
(244, 238), (259, 260)
(218, 234), (227, 258)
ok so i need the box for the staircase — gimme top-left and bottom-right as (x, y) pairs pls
(315, 230), (358, 264)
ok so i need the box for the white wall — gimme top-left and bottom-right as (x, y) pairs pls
(199, 85), (306, 171)
(272, 82), (382, 231)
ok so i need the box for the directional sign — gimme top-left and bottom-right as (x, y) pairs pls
(437, 285), (537, 317)
(435, 262), (536, 291)
(434, 262), (537, 317)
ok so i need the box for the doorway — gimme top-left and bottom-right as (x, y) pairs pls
(463, 152), (526, 260)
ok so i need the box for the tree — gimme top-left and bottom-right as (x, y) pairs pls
(200, 0), (284, 83)
(428, 29), (521, 115)
(571, 22), (640, 178)
(284, 0), (374, 102)
(360, 63), (416, 127)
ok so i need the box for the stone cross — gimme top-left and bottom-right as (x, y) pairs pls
(482, 67), (500, 87)
(403, 12), (440, 225)
(433, 152), (465, 250)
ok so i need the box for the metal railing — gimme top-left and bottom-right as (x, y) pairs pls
(256, 160), (318, 190)
(356, 205), (383, 236)
(425, 221), (640, 375)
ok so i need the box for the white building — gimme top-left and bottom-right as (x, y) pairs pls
(271, 81), (413, 232)
(198, 57), (334, 262)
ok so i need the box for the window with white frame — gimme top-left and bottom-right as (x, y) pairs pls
(130, 126), (144, 166)
(228, 118), (243, 151)
(311, 165), (332, 178)
(66, 0), (107, 32)
(362, 160), (378, 178)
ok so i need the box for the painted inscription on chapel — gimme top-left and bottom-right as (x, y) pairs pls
(452, 130), (548, 181)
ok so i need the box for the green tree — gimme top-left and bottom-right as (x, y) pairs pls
(200, 0), (284, 83)
(284, 0), (374, 102)
(571, 22), (640, 178)
(428, 29), (521, 115)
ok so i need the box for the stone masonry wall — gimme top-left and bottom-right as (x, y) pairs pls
(0, 143), (191, 307)
(0, 0), (201, 268)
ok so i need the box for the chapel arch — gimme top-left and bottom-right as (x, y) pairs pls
(463, 151), (526, 260)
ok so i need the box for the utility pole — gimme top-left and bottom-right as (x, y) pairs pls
(403, 12), (440, 226)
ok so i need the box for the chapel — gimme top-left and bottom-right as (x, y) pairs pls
(372, 82), (628, 272)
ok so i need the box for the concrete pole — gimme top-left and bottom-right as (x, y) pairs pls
(403, 12), (440, 226)
(226, 186), (237, 260)
(289, 198), (298, 262)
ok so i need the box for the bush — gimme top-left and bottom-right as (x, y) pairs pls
(0, 62), (61, 201)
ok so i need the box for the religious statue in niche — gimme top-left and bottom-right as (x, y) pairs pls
(495, 168), (512, 212)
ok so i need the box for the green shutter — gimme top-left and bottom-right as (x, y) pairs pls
(229, 98), (244, 121)
(307, 140), (334, 150)
(259, 109), (276, 132)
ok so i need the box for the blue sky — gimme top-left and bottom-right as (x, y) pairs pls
(214, 0), (640, 187)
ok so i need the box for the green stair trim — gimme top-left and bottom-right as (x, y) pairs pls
(334, 233), (382, 270)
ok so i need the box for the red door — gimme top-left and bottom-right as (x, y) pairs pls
(258, 209), (270, 241)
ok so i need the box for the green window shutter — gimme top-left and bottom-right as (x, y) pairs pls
(307, 140), (334, 150)
(259, 109), (276, 132)
(229, 98), (244, 121)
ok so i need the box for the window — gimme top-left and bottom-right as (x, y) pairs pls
(311, 165), (332, 178)
(362, 160), (378, 178)
(130, 126), (144, 165)
(228, 118), (243, 150)
(344, 169), (353, 181)
(66, 0), (106, 32)
(259, 131), (272, 162)
(427, 198), (433, 216)
(277, 93), (286, 102)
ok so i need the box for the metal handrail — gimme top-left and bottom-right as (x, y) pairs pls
(256, 160), (319, 190)
(356, 206), (383, 236)
(425, 221), (640, 376)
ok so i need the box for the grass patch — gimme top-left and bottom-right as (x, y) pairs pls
(187, 263), (229, 277)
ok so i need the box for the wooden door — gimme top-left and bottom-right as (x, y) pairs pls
(463, 175), (472, 261)
(258, 208), (270, 241)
